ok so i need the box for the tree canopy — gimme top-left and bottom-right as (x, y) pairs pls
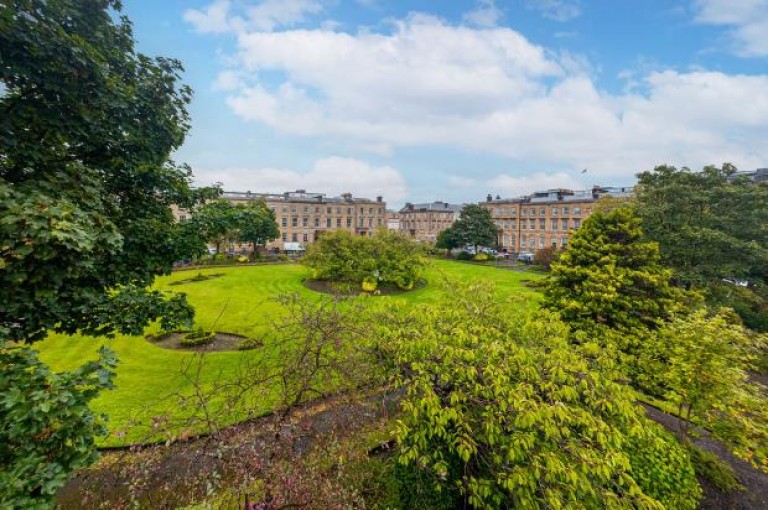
(237, 200), (279, 251)
(1, 0), (214, 343)
(635, 164), (768, 288)
(375, 282), (701, 509)
(452, 204), (497, 252)
(435, 226), (461, 256)
(543, 206), (689, 342)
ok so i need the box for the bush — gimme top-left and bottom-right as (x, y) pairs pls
(472, 253), (490, 261)
(361, 276), (378, 292)
(687, 444), (744, 492)
(236, 255), (248, 263)
(533, 245), (559, 270)
(625, 423), (702, 510)
(278, 254), (290, 262)
(303, 230), (426, 290)
(237, 337), (263, 351)
(455, 251), (473, 261)
(179, 329), (214, 347)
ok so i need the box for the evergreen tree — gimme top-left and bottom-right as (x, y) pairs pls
(452, 204), (497, 253)
(543, 207), (689, 343)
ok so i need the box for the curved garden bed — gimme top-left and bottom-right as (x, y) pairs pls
(146, 330), (262, 352)
(303, 279), (425, 296)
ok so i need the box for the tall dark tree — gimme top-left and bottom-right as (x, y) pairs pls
(0, 0), (216, 342)
(451, 204), (497, 254)
(635, 164), (768, 288)
(435, 226), (461, 257)
(0, 1), (212, 504)
(237, 200), (280, 253)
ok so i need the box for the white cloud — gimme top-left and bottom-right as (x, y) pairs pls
(488, 172), (583, 197)
(694, 0), (768, 57)
(525, 0), (582, 22)
(194, 156), (408, 203)
(463, 0), (503, 28)
(187, 6), (768, 183)
(184, 0), (323, 34)
(183, 0), (236, 34)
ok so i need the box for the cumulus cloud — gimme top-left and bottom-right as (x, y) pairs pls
(694, 0), (768, 57)
(463, 0), (503, 28)
(525, 0), (582, 22)
(186, 4), (768, 182)
(193, 157), (408, 203)
(488, 172), (583, 197)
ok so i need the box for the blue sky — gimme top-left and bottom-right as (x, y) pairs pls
(123, 0), (768, 207)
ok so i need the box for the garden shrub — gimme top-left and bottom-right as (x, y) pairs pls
(455, 251), (473, 261)
(624, 422), (702, 510)
(687, 444), (744, 492)
(180, 329), (214, 347)
(237, 337), (263, 351)
(472, 253), (489, 261)
(303, 230), (426, 290)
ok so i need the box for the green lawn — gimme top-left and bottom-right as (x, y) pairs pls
(36, 259), (541, 446)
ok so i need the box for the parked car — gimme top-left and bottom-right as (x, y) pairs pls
(517, 252), (534, 264)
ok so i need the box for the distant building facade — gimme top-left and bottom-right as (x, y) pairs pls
(732, 168), (768, 183)
(480, 186), (634, 253)
(175, 190), (387, 251)
(399, 201), (463, 242)
(386, 210), (401, 231)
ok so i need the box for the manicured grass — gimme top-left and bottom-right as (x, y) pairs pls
(36, 260), (541, 446)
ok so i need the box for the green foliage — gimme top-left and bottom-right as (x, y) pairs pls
(455, 251), (474, 261)
(236, 200), (279, 250)
(435, 226), (461, 256)
(687, 444), (744, 492)
(188, 200), (240, 254)
(625, 422), (702, 510)
(543, 206), (690, 348)
(451, 204), (497, 252)
(0, 0), (216, 343)
(179, 328), (215, 347)
(375, 282), (689, 509)
(473, 252), (490, 261)
(635, 164), (768, 289)
(0, 343), (117, 508)
(637, 309), (768, 471)
(533, 245), (559, 270)
(237, 337), (262, 351)
(303, 229), (426, 290)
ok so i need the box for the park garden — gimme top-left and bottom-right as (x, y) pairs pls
(3, 2), (768, 508)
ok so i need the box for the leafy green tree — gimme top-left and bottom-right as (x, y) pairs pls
(237, 200), (279, 253)
(189, 200), (241, 254)
(543, 206), (689, 344)
(303, 229), (426, 290)
(451, 204), (497, 254)
(1, 0), (211, 342)
(435, 226), (461, 257)
(375, 282), (701, 509)
(635, 164), (768, 288)
(638, 309), (768, 471)
(1, 346), (117, 508)
(1, 0), (209, 503)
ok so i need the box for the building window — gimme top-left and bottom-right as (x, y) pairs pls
(282, 233), (287, 241)
(348, 207), (352, 215)
(314, 217), (320, 228)
(563, 207), (570, 214)
(291, 206), (297, 213)
(551, 207), (558, 216)
(369, 218), (373, 227)
(551, 219), (557, 231)
(292, 217), (298, 228)
(539, 208), (546, 216)
(292, 233), (298, 242)
(282, 207), (289, 213)
(573, 207), (581, 215)
(336, 218), (342, 227)
(521, 219), (527, 230)
(303, 233), (308, 242)
(315, 207), (320, 213)
(302, 217), (308, 227)
(347, 218), (352, 227)
(573, 219), (581, 229)
(327, 218), (332, 228)
(561, 219), (568, 230)
(282, 217), (288, 227)
(303, 207), (308, 213)
(539, 219), (545, 229)
(561, 236), (567, 247)
(327, 207), (332, 214)
(521, 234), (526, 247)
(336, 207), (342, 214)
(178, 214), (186, 222)
(538, 235), (545, 249)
